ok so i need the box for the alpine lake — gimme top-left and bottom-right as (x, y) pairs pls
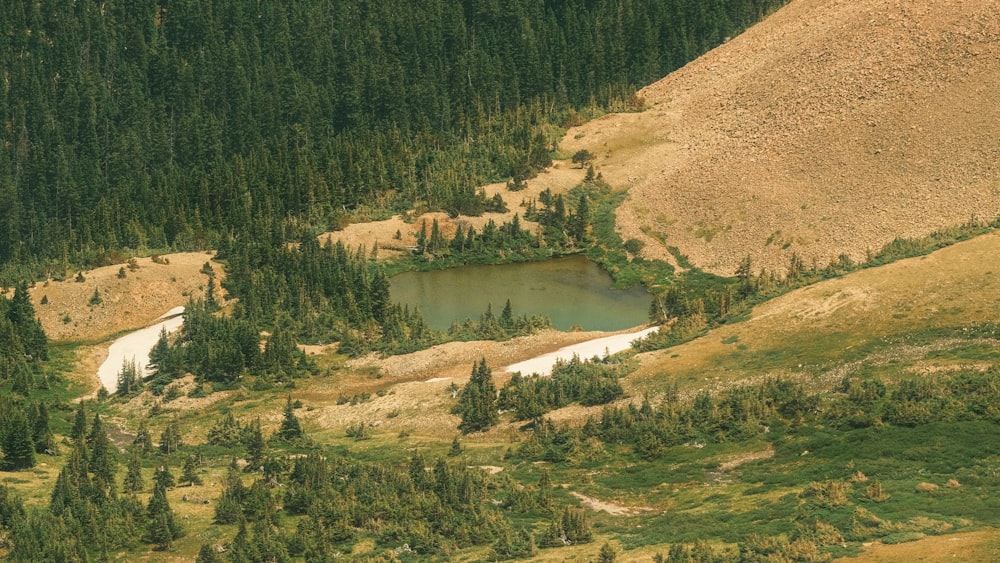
(389, 255), (651, 331)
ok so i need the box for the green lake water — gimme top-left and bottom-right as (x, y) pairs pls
(389, 255), (651, 331)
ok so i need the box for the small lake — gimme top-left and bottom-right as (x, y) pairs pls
(389, 255), (651, 331)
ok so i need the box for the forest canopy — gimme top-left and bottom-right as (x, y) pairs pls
(0, 0), (787, 273)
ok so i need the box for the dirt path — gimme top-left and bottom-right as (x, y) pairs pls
(570, 492), (654, 516)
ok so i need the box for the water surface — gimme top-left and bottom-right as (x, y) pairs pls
(390, 256), (650, 331)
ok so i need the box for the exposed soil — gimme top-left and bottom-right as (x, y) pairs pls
(570, 491), (654, 516)
(560, 0), (1000, 276)
(26, 252), (219, 342)
(834, 529), (1000, 563)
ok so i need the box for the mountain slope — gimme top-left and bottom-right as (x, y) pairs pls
(562, 0), (1000, 276)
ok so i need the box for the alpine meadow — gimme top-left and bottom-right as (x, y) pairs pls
(2, 0), (1000, 562)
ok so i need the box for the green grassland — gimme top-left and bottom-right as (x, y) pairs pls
(6, 235), (1000, 561)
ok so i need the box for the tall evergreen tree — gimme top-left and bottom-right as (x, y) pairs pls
(276, 395), (304, 441)
(454, 359), (499, 433)
(124, 450), (145, 493)
(1, 408), (35, 470)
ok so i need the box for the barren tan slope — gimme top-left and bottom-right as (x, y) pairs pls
(562, 0), (1000, 276)
(629, 230), (1000, 393)
(27, 252), (218, 342)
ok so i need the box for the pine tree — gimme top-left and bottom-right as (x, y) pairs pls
(277, 395), (304, 441)
(159, 419), (182, 454)
(453, 359), (499, 433)
(181, 454), (203, 486)
(1, 408), (36, 470)
(133, 421), (154, 455)
(124, 450), (145, 493)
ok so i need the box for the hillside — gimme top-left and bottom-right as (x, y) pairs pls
(561, 0), (1000, 276)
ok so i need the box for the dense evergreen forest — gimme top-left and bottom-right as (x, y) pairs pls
(0, 0), (787, 274)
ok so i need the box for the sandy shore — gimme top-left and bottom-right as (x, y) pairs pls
(504, 326), (659, 376)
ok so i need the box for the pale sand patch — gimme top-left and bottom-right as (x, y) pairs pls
(97, 308), (184, 393)
(505, 326), (659, 376)
(570, 492), (653, 516)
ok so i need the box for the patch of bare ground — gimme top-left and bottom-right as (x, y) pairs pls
(559, 0), (1000, 276)
(570, 492), (654, 517)
(717, 446), (776, 472)
(24, 252), (219, 342)
(707, 446), (777, 485)
(114, 375), (235, 434)
(344, 328), (623, 384)
(318, 163), (586, 259)
(834, 529), (1000, 563)
(301, 328), (627, 438)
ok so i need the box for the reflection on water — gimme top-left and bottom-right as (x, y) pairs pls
(389, 256), (650, 331)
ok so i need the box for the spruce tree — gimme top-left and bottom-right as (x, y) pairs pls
(277, 395), (304, 441)
(153, 464), (176, 490)
(71, 402), (88, 444)
(1, 408), (36, 470)
(146, 481), (182, 549)
(88, 413), (117, 493)
(133, 420), (154, 455)
(124, 450), (145, 493)
(244, 418), (266, 471)
(454, 359), (499, 433)
(159, 419), (182, 454)
(197, 543), (224, 562)
(181, 454), (203, 486)
(29, 401), (56, 454)
(8, 281), (47, 360)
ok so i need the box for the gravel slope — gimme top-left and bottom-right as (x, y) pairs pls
(562, 0), (1000, 276)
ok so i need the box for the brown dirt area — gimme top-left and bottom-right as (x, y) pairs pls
(570, 491), (654, 517)
(23, 252), (219, 342)
(834, 529), (1000, 562)
(300, 328), (633, 439)
(559, 0), (1000, 276)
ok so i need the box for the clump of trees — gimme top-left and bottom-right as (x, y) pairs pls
(499, 354), (628, 420)
(454, 359), (500, 433)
